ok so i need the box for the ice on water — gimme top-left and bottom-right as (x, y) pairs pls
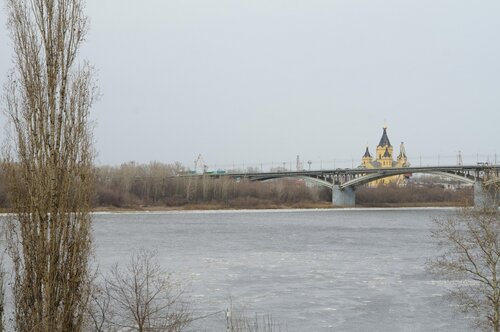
(93, 208), (467, 332)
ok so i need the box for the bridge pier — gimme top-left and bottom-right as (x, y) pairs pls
(332, 185), (355, 207)
(474, 182), (498, 209)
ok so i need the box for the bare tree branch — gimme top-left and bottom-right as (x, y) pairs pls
(429, 206), (500, 332)
(91, 249), (192, 332)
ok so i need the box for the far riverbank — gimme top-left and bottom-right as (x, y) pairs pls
(92, 200), (469, 213)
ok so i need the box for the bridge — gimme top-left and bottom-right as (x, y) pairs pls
(196, 165), (500, 208)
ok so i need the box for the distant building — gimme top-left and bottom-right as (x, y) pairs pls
(360, 125), (410, 186)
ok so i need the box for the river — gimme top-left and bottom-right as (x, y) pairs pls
(93, 208), (468, 332)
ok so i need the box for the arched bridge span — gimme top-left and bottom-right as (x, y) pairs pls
(240, 166), (487, 189)
(338, 169), (476, 189)
(194, 165), (500, 208)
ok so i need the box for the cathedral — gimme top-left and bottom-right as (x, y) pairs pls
(360, 125), (410, 186)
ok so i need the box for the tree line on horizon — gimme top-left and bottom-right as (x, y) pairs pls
(0, 161), (474, 210)
(92, 161), (473, 208)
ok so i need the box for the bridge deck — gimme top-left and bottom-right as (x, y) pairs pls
(179, 165), (500, 179)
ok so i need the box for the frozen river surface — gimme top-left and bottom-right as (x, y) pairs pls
(93, 208), (468, 332)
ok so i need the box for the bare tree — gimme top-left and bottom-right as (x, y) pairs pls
(102, 249), (192, 332)
(429, 207), (500, 331)
(86, 282), (114, 332)
(3, 0), (97, 331)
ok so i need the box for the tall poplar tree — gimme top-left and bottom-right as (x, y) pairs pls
(3, 0), (97, 330)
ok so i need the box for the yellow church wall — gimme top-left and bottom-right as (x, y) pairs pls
(360, 126), (409, 187)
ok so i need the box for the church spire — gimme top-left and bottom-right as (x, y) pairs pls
(363, 146), (371, 158)
(378, 126), (391, 148)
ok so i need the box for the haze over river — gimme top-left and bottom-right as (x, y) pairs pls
(94, 208), (469, 331)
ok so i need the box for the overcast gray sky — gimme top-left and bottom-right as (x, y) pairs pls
(1, 0), (499, 169)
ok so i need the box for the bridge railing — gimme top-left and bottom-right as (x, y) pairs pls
(197, 154), (498, 175)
